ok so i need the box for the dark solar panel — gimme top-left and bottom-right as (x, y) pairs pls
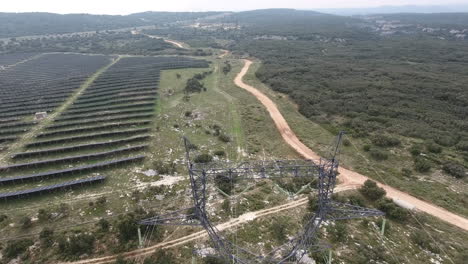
(0, 175), (106, 200)
(0, 155), (145, 185)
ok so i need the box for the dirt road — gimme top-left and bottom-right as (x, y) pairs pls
(144, 34), (185, 49)
(234, 59), (468, 231)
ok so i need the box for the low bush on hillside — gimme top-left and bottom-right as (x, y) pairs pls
(3, 239), (33, 259)
(369, 149), (389, 161)
(58, 233), (95, 258)
(414, 157), (431, 173)
(371, 134), (401, 147)
(443, 162), (466, 179)
(194, 153), (213, 163)
(359, 180), (386, 200)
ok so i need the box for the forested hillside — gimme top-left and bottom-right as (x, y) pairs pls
(0, 12), (222, 38)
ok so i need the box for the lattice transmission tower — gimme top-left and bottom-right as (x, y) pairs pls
(140, 132), (384, 263)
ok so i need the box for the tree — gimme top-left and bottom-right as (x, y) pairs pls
(359, 180), (386, 200)
(184, 77), (205, 94)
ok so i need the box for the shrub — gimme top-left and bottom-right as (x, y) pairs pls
(359, 180), (386, 200)
(401, 168), (412, 177)
(442, 162), (466, 179)
(39, 227), (54, 247)
(370, 149), (389, 161)
(456, 141), (468, 151)
(152, 250), (175, 264)
(271, 220), (288, 242)
(347, 193), (366, 206)
(409, 145), (421, 156)
(0, 214), (7, 223)
(426, 142), (442, 153)
(184, 111), (192, 117)
(152, 160), (176, 175)
(329, 221), (348, 242)
(377, 198), (409, 222)
(307, 195), (318, 212)
(221, 199), (231, 213)
(215, 174), (235, 195)
(204, 256), (228, 264)
(371, 134), (401, 147)
(116, 214), (138, 242)
(96, 196), (107, 206)
(218, 134), (231, 143)
(97, 219), (110, 232)
(411, 230), (440, 253)
(362, 145), (371, 152)
(214, 150), (226, 156)
(38, 209), (50, 222)
(20, 216), (32, 229)
(343, 139), (351, 146)
(414, 157), (431, 173)
(194, 154), (213, 163)
(58, 233), (96, 257)
(3, 239), (33, 259)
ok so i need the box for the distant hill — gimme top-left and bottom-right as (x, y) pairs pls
(316, 5), (468, 16)
(376, 13), (468, 27)
(215, 9), (368, 38)
(0, 12), (223, 38)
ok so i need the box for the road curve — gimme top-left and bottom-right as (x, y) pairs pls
(234, 59), (468, 231)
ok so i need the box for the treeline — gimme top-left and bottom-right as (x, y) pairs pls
(0, 32), (172, 55)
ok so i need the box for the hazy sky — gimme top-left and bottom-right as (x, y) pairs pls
(1, 0), (467, 15)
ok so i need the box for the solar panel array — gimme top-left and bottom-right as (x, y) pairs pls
(0, 53), (112, 151)
(0, 54), (209, 201)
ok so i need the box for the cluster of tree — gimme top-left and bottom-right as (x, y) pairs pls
(222, 61), (232, 74)
(184, 72), (212, 94)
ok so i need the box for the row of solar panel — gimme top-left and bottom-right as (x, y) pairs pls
(61, 102), (156, 117)
(0, 175), (106, 200)
(26, 128), (151, 148)
(38, 120), (152, 138)
(46, 112), (154, 130)
(0, 155), (145, 185)
(0, 145), (148, 172)
(12, 135), (150, 159)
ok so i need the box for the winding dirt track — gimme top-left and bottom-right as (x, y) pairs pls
(235, 59), (468, 231)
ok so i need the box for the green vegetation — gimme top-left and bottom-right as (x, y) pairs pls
(359, 180), (386, 200)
